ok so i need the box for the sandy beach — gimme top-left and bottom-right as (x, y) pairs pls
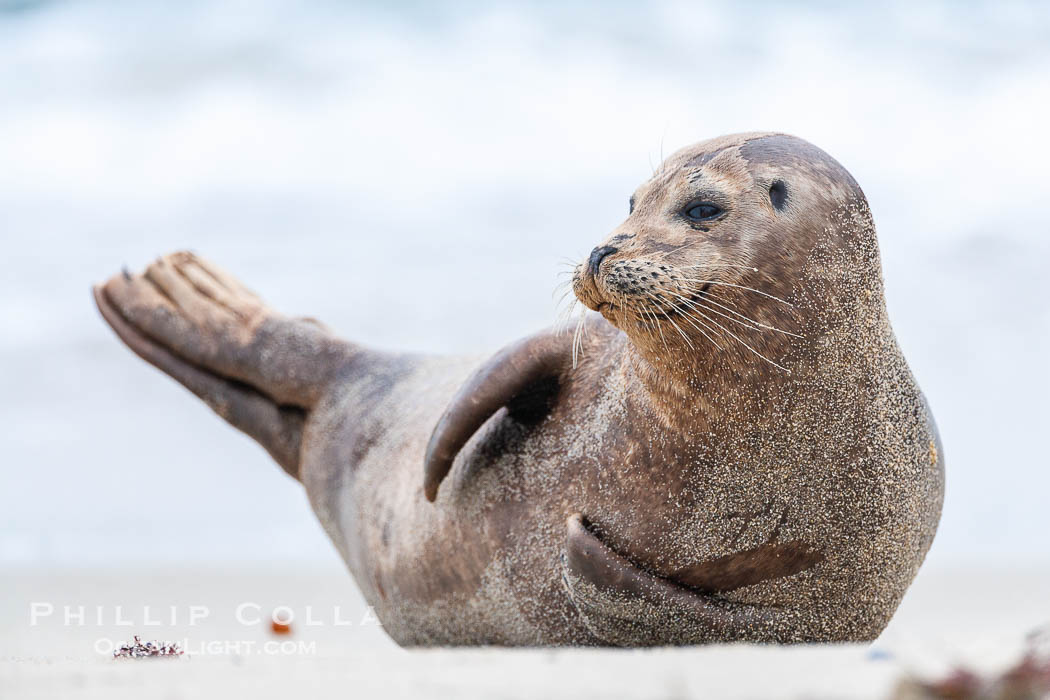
(3, 563), (1047, 699)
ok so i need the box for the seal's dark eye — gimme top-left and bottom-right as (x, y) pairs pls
(769, 180), (788, 211)
(684, 202), (722, 221)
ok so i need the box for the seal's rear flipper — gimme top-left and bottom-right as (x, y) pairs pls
(422, 328), (572, 501)
(94, 251), (356, 479)
(94, 286), (304, 477)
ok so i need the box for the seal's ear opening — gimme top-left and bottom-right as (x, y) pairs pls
(769, 180), (788, 211)
(423, 329), (572, 501)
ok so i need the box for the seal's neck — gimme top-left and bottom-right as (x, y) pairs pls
(620, 340), (779, 431)
(619, 298), (890, 434)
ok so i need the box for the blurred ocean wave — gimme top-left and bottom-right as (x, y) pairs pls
(0, 0), (1047, 566)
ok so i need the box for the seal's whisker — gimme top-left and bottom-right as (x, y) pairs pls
(639, 305), (669, 353)
(555, 311), (571, 335)
(653, 301), (696, 351)
(687, 305), (790, 373)
(701, 287), (760, 319)
(566, 299), (582, 329)
(642, 304), (659, 344)
(669, 290), (769, 336)
(695, 293), (803, 339)
(663, 313), (695, 350)
(678, 278), (794, 307)
(637, 313), (656, 346)
(555, 304), (572, 330)
(680, 263), (760, 272)
(660, 296), (724, 351)
(650, 239), (704, 262)
(555, 285), (576, 309)
(650, 308), (669, 351)
(668, 290), (803, 339)
(617, 293), (640, 339)
(643, 292), (698, 351)
(679, 306), (729, 352)
(571, 317), (581, 367)
(553, 285), (574, 303)
(556, 296), (581, 334)
(571, 305), (588, 368)
(636, 298), (663, 349)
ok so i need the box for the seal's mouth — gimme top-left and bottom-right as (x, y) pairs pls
(573, 255), (721, 330)
(575, 265), (713, 321)
(572, 262), (608, 314)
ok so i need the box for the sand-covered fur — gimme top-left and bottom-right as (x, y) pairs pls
(95, 133), (943, 646)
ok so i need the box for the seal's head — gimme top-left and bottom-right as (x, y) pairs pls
(572, 132), (872, 381)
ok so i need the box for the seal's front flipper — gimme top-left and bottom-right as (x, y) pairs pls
(422, 328), (572, 502)
(562, 514), (823, 645)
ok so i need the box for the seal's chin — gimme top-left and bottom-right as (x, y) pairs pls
(571, 264), (606, 313)
(594, 301), (619, 322)
(572, 266), (624, 326)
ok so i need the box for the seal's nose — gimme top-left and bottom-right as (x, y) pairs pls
(588, 246), (618, 276)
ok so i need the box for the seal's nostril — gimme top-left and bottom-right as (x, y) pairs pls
(588, 246), (619, 276)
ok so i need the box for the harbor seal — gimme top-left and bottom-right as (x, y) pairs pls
(93, 132), (944, 646)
